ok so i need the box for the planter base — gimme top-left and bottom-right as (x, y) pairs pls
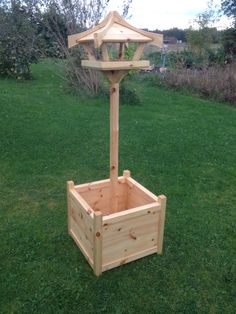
(67, 170), (166, 276)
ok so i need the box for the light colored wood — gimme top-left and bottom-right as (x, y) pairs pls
(123, 170), (130, 208)
(79, 180), (127, 215)
(119, 43), (125, 60)
(94, 13), (114, 48)
(82, 43), (96, 60)
(93, 211), (103, 276)
(110, 82), (119, 213)
(68, 176), (166, 275)
(133, 43), (145, 61)
(75, 176), (124, 193)
(126, 177), (158, 202)
(123, 170), (131, 178)
(67, 181), (74, 234)
(102, 206), (159, 265)
(101, 43), (110, 61)
(81, 60), (150, 71)
(70, 228), (94, 268)
(102, 246), (158, 271)
(68, 11), (112, 48)
(70, 189), (94, 219)
(68, 11), (163, 48)
(104, 70), (127, 84)
(103, 202), (160, 223)
(157, 195), (167, 254)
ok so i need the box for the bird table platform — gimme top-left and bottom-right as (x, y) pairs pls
(67, 11), (166, 276)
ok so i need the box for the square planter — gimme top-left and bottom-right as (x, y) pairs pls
(67, 170), (166, 276)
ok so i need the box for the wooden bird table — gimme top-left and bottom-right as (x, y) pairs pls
(67, 11), (167, 276)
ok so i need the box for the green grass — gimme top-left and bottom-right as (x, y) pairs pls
(0, 60), (236, 314)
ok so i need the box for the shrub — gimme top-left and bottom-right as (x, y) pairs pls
(158, 64), (236, 104)
(0, 2), (39, 79)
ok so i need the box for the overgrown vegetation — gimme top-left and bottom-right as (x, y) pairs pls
(153, 64), (236, 104)
(0, 61), (236, 313)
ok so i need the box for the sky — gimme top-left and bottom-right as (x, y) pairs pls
(107, 0), (233, 30)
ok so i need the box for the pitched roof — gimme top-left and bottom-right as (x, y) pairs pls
(68, 11), (163, 48)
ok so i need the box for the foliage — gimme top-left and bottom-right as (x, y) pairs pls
(0, 61), (236, 313)
(0, 1), (39, 79)
(186, 1), (220, 64)
(221, 0), (236, 26)
(222, 28), (236, 61)
(152, 64), (236, 104)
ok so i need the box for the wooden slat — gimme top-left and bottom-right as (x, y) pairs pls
(103, 202), (160, 222)
(126, 177), (158, 202)
(67, 181), (74, 234)
(93, 211), (103, 276)
(70, 228), (94, 268)
(70, 189), (94, 219)
(94, 14), (114, 48)
(157, 195), (167, 254)
(81, 60), (150, 71)
(82, 43), (96, 60)
(102, 246), (158, 272)
(75, 176), (124, 193)
(102, 204), (160, 265)
(110, 82), (119, 213)
(70, 218), (93, 261)
(132, 43), (145, 61)
(101, 43), (110, 61)
(79, 182), (127, 215)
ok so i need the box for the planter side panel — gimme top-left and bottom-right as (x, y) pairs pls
(102, 203), (160, 271)
(68, 190), (94, 265)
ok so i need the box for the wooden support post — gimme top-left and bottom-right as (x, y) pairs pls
(110, 82), (119, 212)
(93, 211), (103, 276)
(157, 195), (167, 254)
(67, 181), (74, 234)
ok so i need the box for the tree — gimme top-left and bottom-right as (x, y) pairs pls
(221, 0), (236, 27)
(0, 1), (39, 79)
(186, 1), (219, 64)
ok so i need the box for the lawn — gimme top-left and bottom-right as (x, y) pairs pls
(0, 60), (235, 313)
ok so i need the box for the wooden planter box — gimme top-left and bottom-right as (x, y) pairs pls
(67, 170), (166, 276)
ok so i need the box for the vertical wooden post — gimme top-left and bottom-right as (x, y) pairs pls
(157, 195), (167, 254)
(67, 181), (74, 234)
(110, 82), (119, 212)
(93, 211), (103, 276)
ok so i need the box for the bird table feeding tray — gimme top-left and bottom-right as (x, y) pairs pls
(67, 11), (167, 276)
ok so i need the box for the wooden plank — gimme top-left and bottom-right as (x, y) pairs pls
(126, 177), (158, 202)
(70, 228), (94, 268)
(102, 204), (160, 265)
(70, 189), (94, 219)
(157, 195), (167, 254)
(110, 82), (119, 213)
(70, 197), (94, 243)
(81, 60), (150, 71)
(70, 218), (93, 262)
(101, 43), (110, 61)
(105, 70), (127, 84)
(123, 170), (130, 209)
(75, 176), (124, 193)
(79, 182), (127, 215)
(133, 43), (145, 61)
(93, 211), (103, 276)
(102, 246), (158, 272)
(67, 181), (74, 234)
(82, 43), (96, 60)
(103, 202), (160, 223)
(94, 14), (114, 48)
(67, 11), (112, 48)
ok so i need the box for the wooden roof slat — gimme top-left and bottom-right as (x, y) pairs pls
(68, 11), (163, 49)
